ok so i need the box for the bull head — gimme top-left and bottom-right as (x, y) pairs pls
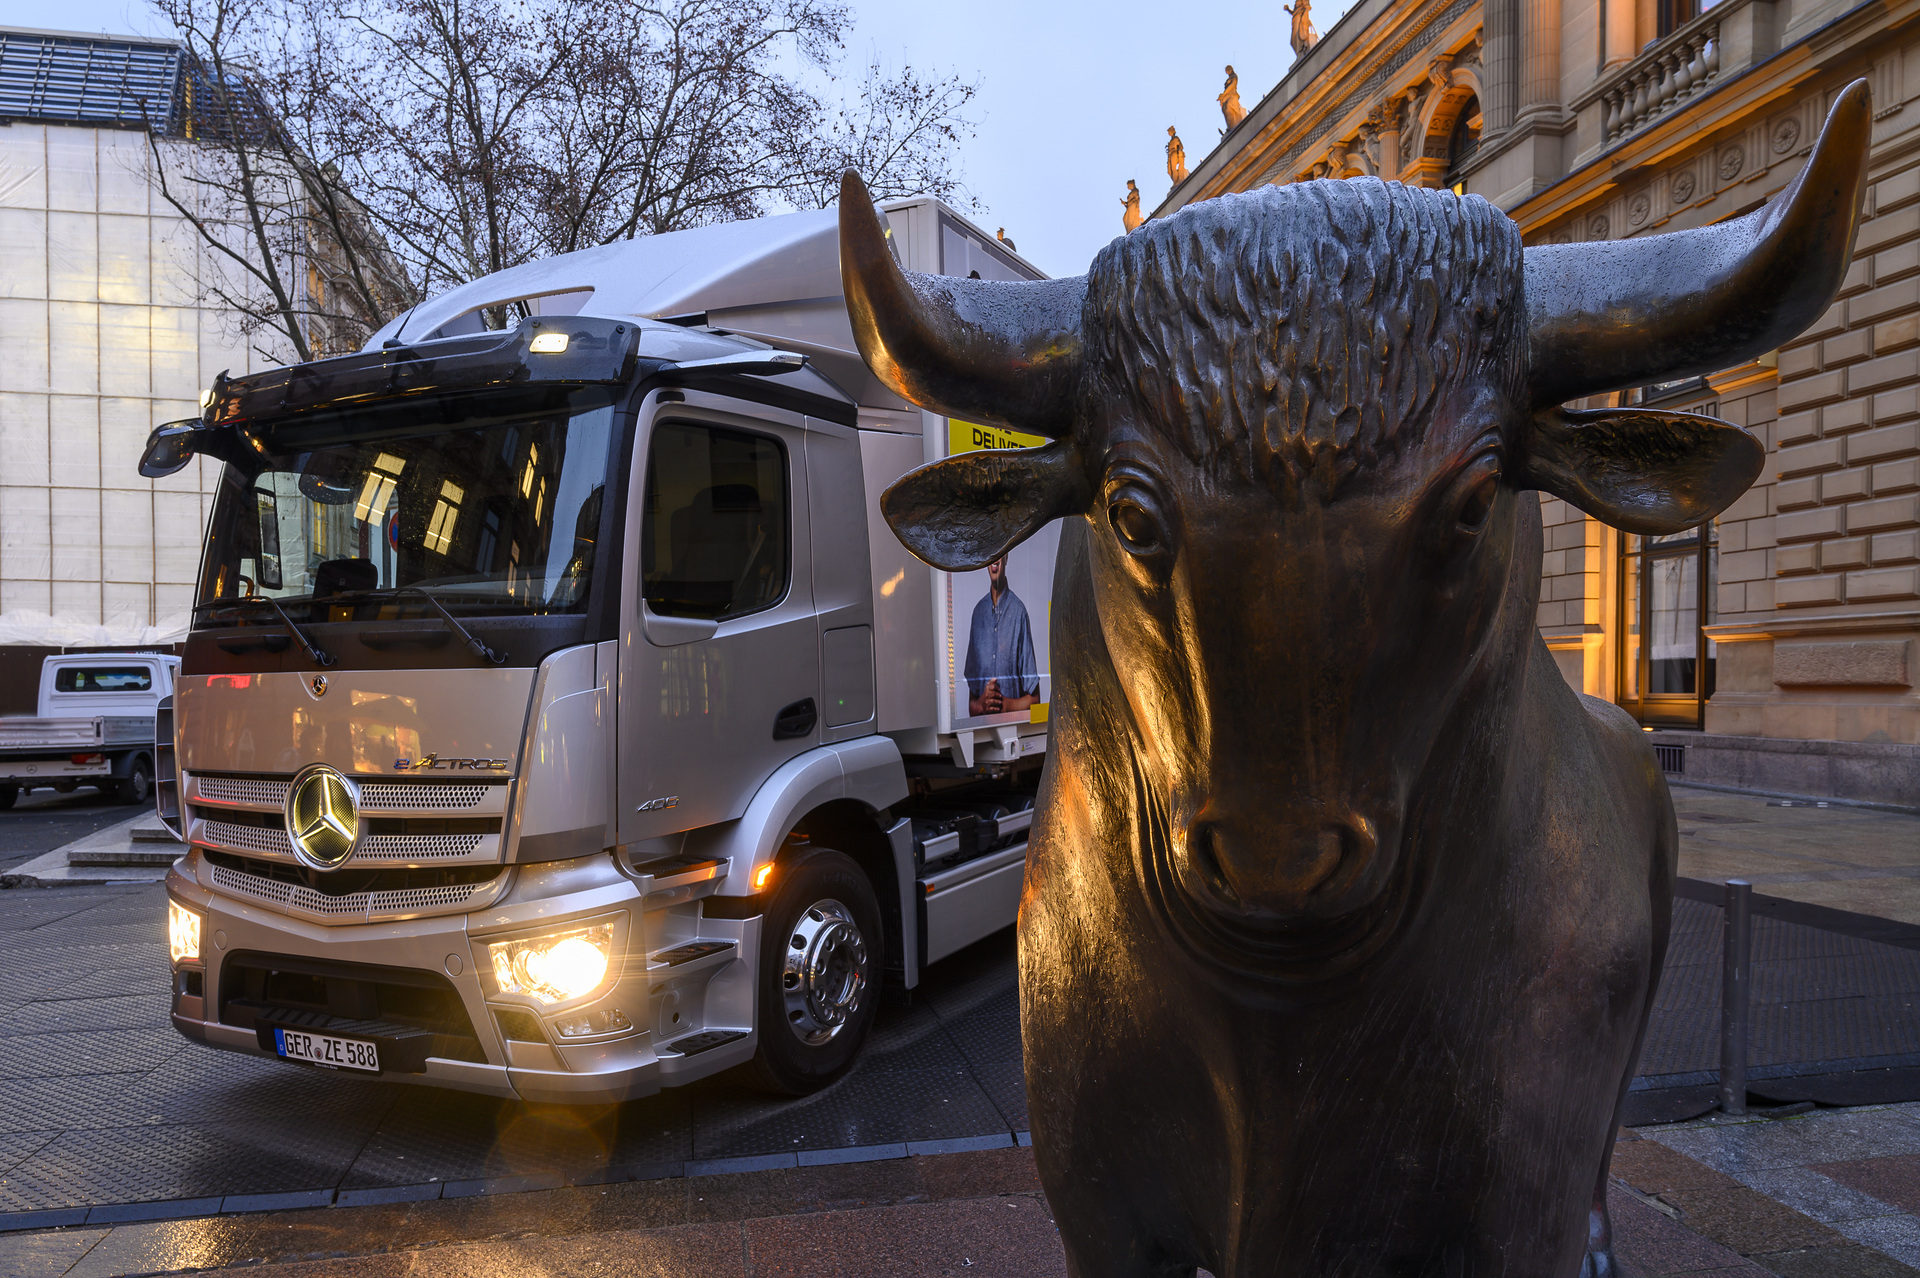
(847, 83), (1869, 935)
(853, 81), (1869, 571)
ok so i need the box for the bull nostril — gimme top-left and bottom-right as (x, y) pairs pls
(1279, 826), (1346, 894)
(1190, 822), (1238, 904)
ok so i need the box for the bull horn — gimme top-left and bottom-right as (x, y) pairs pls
(1526, 79), (1871, 408)
(839, 170), (1087, 435)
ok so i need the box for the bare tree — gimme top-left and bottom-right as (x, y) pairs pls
(146, 0), (978, 351)
(143, 0), (413, 362)
(791, 57), (978, 209)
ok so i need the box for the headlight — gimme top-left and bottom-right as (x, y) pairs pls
(168, 901), (201, 965)
(488, 923), (614, 1004)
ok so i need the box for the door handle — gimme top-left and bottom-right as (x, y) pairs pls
(773, 698), (817, 740)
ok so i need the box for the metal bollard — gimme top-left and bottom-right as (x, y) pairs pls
(1719, 878), (1752, 1116)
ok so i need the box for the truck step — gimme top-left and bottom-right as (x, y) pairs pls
(634, 855), (726, 887)
(67, 849), (179, 867)
(657, 1028), (747, 1058)
(652, 940), (736, 969)
(631, 856), (728, 909)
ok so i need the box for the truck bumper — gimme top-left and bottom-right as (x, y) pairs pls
(0, 760), (111, 784)
(165, 855), (761, 1104)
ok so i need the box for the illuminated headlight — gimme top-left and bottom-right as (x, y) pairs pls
(168, 901), (201, 965)
(488, 924), (614, 1004)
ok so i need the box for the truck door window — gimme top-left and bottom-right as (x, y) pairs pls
(642, 422), (788, 621)
(55, 667), (154, 692)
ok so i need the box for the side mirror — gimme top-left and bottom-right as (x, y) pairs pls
(138, 419), (213, 478)
(253, 487), (284, 591)
(659, 350), (808, 378)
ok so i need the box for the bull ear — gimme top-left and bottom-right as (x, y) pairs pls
(1514, 407), (1766, 535)
(881, 439), (1091, 572)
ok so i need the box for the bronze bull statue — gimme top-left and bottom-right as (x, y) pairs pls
(841, 81), (1871, 1278)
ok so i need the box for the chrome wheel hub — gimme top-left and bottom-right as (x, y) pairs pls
(780, 898), (869, 1046)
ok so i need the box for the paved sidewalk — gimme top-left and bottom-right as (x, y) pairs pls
(0, 817), (176, 889)
(1671, 786), (1920, 927)
(1615, 1102), (1920, 1276)
(5, 1111), (1920, 1277)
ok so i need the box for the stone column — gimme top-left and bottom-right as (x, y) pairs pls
(1603, 0), (1636, 68)
(1375, 100), (1405, 182)
(1481, 0), (1519, 131)
(1520, 0), (1564, 120)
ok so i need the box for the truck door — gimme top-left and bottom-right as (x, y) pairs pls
(618, 391), (820, 844)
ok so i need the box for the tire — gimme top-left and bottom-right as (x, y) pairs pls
(0, 785), (15, 811)
(117, 756), (152, 806)
(741, 847), (883, 1095)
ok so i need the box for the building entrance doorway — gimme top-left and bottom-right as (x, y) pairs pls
(1618, 522), (1718, 728)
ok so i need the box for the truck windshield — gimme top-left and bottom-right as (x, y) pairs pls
(198, 403), (615, 619)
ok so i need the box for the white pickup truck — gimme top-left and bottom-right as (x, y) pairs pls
(0, 653), (178, 807)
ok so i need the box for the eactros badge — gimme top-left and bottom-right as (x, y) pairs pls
(284, 764), (361, 870)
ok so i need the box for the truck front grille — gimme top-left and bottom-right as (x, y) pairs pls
(195, 776), (291, 807)
(192, 773), (500, 815)
(358, 783), (488, 810)
(202, 816), (294, 857)
(205, 851), (506, 923)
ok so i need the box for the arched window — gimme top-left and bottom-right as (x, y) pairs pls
(1446, 94), (1482, 173)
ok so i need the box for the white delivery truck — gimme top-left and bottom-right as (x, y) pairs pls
(148, 198), (1059, 1101)
(0, 653), (179, 807)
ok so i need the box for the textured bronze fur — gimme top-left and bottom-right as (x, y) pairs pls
(841, 82), (1871, 1278)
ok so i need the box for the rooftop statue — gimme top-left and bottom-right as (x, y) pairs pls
(1218, 66), (1247, 130)
(1286, 0), (1319, 56)
(1121, 179), (1143, 232)
(839, 80), (1871, 1278)
(1167, 127), (1189, 185)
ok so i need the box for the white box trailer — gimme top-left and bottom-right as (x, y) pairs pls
(147, 197), (1059, 1101)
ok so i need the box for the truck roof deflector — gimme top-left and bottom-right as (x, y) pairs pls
(657, 350), (809, 378)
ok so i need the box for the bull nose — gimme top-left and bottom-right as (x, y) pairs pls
(1183, 816), (1378, 917)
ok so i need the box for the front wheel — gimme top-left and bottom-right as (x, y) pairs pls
(742, 847), (882, 1095)
(0, 785), (15, 811)
(116, 756), (152, 806)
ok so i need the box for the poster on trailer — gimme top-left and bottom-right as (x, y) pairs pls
(940, 420), (1059, 734)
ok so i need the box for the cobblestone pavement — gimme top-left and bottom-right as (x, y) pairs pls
(0, 883), (1028, 1227)
(4, 1115), (1920, 1277)
(0, 788), (1911, 1273)
(0, 795), (145, 874)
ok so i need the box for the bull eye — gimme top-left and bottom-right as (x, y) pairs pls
(1109, 498), (1162, 555)
(1452, 459), (1501, 536)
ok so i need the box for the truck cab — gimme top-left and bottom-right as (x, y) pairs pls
(151, 198), (1053, 1102)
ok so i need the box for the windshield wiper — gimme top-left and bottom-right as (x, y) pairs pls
(389, 587), (508, 665)
(312, 586), (509, 665)
(197, 595), (335, 667)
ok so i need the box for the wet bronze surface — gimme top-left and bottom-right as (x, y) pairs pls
(840, 81), (1871, 1278)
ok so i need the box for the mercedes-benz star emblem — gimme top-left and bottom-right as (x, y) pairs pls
(285, 765), (361, 870)
(308, 674), (328, 698)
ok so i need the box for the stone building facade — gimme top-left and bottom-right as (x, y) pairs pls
(1161, 0), (1920, 805)
(0, 27), (271, 659)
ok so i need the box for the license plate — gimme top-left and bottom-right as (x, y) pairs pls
(273, 1026), (380, 1073)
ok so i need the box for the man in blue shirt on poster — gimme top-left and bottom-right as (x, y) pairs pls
(964, 553), (1040, 717)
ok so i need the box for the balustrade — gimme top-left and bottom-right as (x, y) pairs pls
(1601, 19), (1720, 143)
